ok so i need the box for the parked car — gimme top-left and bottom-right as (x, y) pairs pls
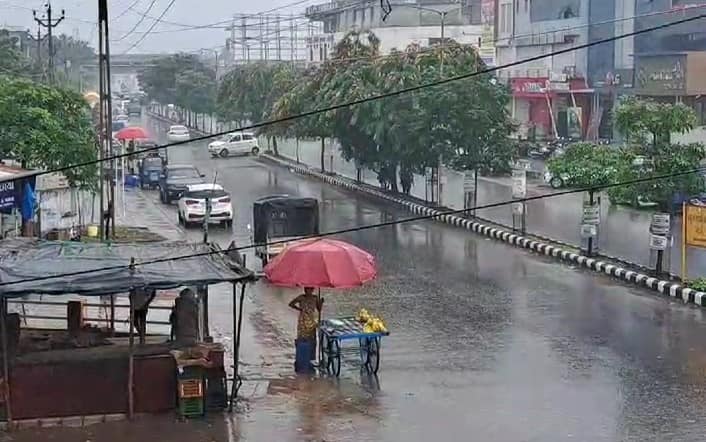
(167, 125), (190, 142)
(158, 164), (205, 204)
(544, 170), (571, 189)
(208, 132), (259, 157)
(177, 183), (233, 228)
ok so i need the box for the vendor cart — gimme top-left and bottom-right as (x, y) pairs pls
(318, 317), (390, 377)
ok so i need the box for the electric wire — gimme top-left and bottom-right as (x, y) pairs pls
(2, 10), (706, 287)
(113, 0), (159, 42)
(2, 7), (697, 187)
(119, 0), (177, 53)
(1, 164), (704, 288)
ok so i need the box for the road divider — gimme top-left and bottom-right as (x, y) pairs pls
(260, 153), (706, 309)
(144, 109), (705, 308)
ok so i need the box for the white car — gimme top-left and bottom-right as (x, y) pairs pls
(167, 125), (190, 142)
(208, 132), (259, 158)
(177, 183), (233, 228)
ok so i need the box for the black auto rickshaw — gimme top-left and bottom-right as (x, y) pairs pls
(252, 195), (319, 265)
(139, 154), (165, 189)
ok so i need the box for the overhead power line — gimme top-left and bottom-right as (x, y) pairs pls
(113, 0), (158, 42)
(2, 11), (706, 185)
(113, 0), (143, 21)
(120, 0), (177, 53)
(1, 164), (705, 288)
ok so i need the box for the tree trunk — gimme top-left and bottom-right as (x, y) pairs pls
(389, 164), (399, 193)
(320, 138), (325, 172)
(272, 136), (279, 156)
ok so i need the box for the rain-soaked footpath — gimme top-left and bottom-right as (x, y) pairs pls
(10, 114), (706, 441)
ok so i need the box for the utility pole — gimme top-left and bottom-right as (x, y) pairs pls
(33, 2), (65, 84)
(241, 16), (247, 63)
(97, 0), (115, 240)
(26, 26), (46, 79)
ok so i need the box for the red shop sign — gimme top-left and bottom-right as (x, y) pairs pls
(511, 78), (551, 97)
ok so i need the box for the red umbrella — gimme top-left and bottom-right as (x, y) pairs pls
(115, 126), (149, 140)
(264, 239), (377, 288)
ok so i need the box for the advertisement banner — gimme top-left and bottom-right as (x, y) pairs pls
(480, 0), (496, 66)
(0, 180), (16, 212)
(567, 107), (582, 139)
(511, 78), (550, 97)
(685, 204), (706, 248)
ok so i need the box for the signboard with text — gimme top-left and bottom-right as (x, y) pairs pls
(635, 55), (686, 95)
(0, 180), (16, 212)
(512, 168), (527, 199)
(685, 204), (706, 248)
(511, 78), (550, 98)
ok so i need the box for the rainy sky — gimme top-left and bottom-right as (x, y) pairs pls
(0, 0), (311, 54)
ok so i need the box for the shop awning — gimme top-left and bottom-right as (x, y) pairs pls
(0, 239), (255, 298)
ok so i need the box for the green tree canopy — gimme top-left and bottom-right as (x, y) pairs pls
(0, 30), (35, 78)
(139, 54), (215, 113)
(0, 77), (97, 188)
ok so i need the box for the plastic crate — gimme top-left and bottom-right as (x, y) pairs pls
(178, 397), (204, 418)
(178, 379), (203, 399)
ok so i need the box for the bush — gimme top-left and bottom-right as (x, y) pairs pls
(547, 143), (622, 187)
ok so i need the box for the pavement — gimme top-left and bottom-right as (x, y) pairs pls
(17, 112), (706, 441)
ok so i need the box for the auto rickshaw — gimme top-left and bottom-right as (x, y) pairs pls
(252, 195), (319, 265)
(139, 154), (165, 189)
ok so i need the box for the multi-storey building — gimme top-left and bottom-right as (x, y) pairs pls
(632, 0), (706, 127)
(496, 0), (642, 140)
(304, 0), (496, 67)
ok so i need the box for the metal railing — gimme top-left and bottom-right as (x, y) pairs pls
(8, 299), (173, 327)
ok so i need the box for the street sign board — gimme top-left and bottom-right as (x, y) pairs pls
(582, 204), (600, 225)
(650, 213), (670, 235)
(512, 202), (525, 215)
(515, 159), (531, 171)
(512, 168), (527, 199)
(463, 171), (476, 192)
(580, 224), (597, 238)
(685, 204), (706, 248)
(649, 234), (668, 251)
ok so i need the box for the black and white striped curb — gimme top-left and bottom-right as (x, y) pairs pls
(262, 154), (706, 308)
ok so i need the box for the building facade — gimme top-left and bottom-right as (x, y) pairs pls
(633, 0), (706, 127)
(496, 0), (642, 140)
(304, 0), (495, 66)
(496, 0), (594, 140)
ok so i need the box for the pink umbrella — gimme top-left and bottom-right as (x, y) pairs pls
(115, 126), (149, 141)
(264, 238), (377, 288)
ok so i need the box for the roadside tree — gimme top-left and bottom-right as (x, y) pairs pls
(0, 77), (97, 188)
(611, 98), (705, 209)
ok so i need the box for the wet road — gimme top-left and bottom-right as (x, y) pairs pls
(23, 115), (706, 441)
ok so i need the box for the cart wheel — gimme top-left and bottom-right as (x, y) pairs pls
(365, 337), (380, 374)
(319, 331), (328, 373)
(330, 339), (341, 377)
